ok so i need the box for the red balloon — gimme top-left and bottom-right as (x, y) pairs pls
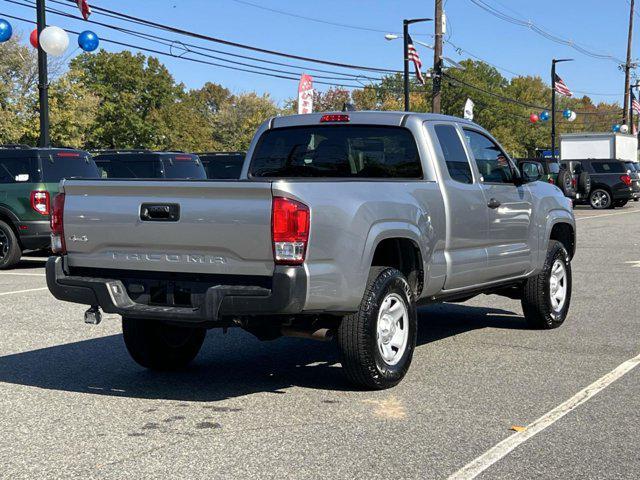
(29, 28), (38, 49)
(529, 113), (539, 123)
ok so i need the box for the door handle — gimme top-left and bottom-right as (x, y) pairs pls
(487, 198), (501, 209)
(140, 203), (180, 222)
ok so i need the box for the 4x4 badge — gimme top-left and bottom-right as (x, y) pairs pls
(69, 235), (88, 243)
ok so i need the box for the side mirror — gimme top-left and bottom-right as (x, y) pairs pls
(519, 161), (543, 183)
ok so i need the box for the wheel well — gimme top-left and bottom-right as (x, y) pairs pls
(371, 238), (424, 296)
(550, 223), (575, 259)
(0, 211), (19, 238)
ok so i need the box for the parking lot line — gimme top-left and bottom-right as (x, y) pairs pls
(576, 209), (640, 221)
(0, 273), (46, 277)
(447, 351), (640, 480)
(0, 287), (49, 297)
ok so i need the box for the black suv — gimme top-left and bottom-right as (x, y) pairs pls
(517, 158), (586, 200)
(197, 152), (245, 179)
(93, 151), (207, 180)
(0, 145), (99, 269)
(569, 159), (633, 209)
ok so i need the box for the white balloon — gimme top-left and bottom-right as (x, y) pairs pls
(568, 111), (577, 122)
(39, 26), (69, 57)
(620, 124), (629, 133)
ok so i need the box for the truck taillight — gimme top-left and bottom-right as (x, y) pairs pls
(50, 193), (66, 254)
(620, 174), (632, 186)
(272, 197), (310, 265)
(30, 190), (50, 215)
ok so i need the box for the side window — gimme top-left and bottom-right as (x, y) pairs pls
(522, 162), (541, 178)
(464, 129), (514, 184)
(0, 157), (37, 183)
(434, 124), (473, 184)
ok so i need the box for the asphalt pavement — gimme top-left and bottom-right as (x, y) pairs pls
(0, 204), (639, 479)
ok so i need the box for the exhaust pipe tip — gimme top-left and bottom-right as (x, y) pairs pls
(84, 306), (102, 325)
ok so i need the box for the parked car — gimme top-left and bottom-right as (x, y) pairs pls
(47, 112), (575, 389)
(569, 159), (633, 209)
(559, 160), (592, 203)
(623, 161), (640, 202)
(517, 158), (577, 199)
(0, 145), (99, 269)
(93, 150), (207, 180)
(197, 152), (245, 179)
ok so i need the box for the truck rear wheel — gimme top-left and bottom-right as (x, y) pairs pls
(521, 240), (571, 329)
(0, 220), (22, 270)
(122, 317), (206, 370)
(337, 267), (417, 390)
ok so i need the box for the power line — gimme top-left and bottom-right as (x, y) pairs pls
(56, 0), (400, 74)
(467, 0), (626, 64)
(9, 0), (385, 83)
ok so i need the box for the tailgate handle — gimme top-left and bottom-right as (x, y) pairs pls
(140, 203), (180, 222)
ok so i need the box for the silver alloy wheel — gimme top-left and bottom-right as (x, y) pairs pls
(590, 190), (609, 209)
(549, 259), (567, 313)
(376, 293), (409, 366)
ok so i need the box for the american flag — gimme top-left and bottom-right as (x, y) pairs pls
(76, 0), (91, 20)
(631, 90), (640, 114)
(554, 74), (572, 97)
(407, 35), (425, 85)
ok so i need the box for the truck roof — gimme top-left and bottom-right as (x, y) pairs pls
(269, 111), (478, 129)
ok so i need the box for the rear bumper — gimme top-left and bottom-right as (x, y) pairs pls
(46, 256), (306, 324)
(18, 220), (51, 250)
(612, 187), (633, 200)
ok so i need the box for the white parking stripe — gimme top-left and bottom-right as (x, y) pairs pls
(576, 209), (640, 221)
(447, 352), (640, 480)
(0, 287), (49, 296)
(0, 273), (46, 277)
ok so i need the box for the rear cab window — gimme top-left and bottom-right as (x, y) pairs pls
(40, 151), (99, 182)
(250, 125), (422, 178)
(201, 154), (245, 179)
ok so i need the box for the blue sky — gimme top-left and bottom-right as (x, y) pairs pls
(0, 0), (634, 106)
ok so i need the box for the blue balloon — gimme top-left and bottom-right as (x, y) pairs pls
(562, 109), (572, 119)
(613, 124), (621, 132)
(0, 19), (12, 43)
(78, 30), (99, 52)
(540, 110), (550, 121)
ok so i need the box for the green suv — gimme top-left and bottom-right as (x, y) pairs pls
(0, 145), (99, 269)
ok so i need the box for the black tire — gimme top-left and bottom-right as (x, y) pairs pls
(557, 169), (573, 196)
(578, 171), (591, 194)
(337, 267), (417, 390)
(589, 188), (612, 209)
(122, 317), (206, 370)
(521, 240), (571, 329)
(0, 220), (22, 270)
(614, 199), (628, 208)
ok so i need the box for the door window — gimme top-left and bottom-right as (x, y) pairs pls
(434, 124), (473, 184)
(0, 157), (38, 183)
(463, 130), (514, 184)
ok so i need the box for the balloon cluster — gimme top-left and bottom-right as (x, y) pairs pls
(530, 110), (550, 124)
(563, 109), (577, 122)
(612, 124), (629, 133)
(24, 23), (100, 56)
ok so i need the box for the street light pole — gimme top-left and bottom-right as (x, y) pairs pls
(432, 0), (443, 114)
(623, 0), (635, 126)
(36, 0), (50, 148)
(400, 18), (431, 112)
(551, 58), (573, 162)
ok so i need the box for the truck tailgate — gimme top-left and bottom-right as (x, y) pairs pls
(61, 180), (274, 276)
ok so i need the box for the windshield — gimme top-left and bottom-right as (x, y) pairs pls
(162, 155), (207, 179)
(41, 152), (100, 182)
(250, 125), (422, 178)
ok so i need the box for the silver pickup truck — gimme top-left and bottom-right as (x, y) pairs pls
(46, 111), (575, 389)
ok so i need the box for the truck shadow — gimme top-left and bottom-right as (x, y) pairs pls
(0, 303), (526, 401)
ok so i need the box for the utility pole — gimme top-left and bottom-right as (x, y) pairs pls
(36, 0), (50, 148)
(401, 18), (431, 112)
(432, 0), (443, 114)
(623, 0), (635, 126)
(551, 58), (573, 161)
